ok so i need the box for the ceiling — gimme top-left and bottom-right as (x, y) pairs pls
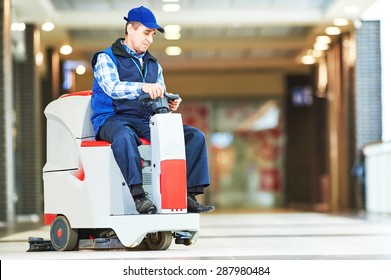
(10, 0), (377, 72)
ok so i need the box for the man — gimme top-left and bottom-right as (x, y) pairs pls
(90, 6), (215, 214)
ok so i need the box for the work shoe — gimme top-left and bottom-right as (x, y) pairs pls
(134, 194), (157, 214)
(187, 194), (215, 213)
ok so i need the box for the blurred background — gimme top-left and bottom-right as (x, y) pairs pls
(1, 0), (390, 227)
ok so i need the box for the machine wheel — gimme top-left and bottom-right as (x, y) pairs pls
(50, 215), (78, 251)
(146, 231), (172, 250)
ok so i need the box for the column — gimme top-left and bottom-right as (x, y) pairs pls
(0, 0), (15, 223)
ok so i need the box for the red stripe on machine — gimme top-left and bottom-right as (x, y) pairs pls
(81, 140), (111, 147)
(81, 138), (150, 147)
(160, 160), (187, 210)
(44, 214), (57, 225)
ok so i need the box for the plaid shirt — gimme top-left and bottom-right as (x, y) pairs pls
(93, 42), (165, 100)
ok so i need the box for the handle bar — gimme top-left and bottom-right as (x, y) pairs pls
(138, 92), (181, 114)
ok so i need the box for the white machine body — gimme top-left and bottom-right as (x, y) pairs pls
(42, 90), (198, 248)
(150, 113), (187, 213)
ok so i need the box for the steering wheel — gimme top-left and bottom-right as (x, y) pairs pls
(138, 92), (180, 114)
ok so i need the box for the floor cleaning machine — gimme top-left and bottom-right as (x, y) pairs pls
(31, 90), (199, 251)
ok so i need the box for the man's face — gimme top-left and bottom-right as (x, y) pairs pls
(128, 24), (157, 54)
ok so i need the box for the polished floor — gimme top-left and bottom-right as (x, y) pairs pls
(1, 210), (391, 260)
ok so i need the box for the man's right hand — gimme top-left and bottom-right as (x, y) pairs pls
(141, 83), (164, 99)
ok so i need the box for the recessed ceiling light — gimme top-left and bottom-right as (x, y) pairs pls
(312, 49), (323, 58)
(41, 22), (55, 32)
(316, 35), (331, 44)
(76, 65), (86, 75)
(164, 33), (181, 40)
(333, 18), (349, 26)
(301, 55), (316, 65)
(325, 26), (341, 35)
(314, 42), (329, 51)
(163, 4), (180, 12)
(164, 25), (181, 33)
(164, 25), (181, 40)
(11, 22), (26, 31)
(60, 45), (73, 55)
(165, 46), (182, 56)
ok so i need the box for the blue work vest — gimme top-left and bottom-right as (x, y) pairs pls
(90, 38), (160, 135)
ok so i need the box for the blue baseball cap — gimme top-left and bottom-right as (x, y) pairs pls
(124, 6), (164, 33)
